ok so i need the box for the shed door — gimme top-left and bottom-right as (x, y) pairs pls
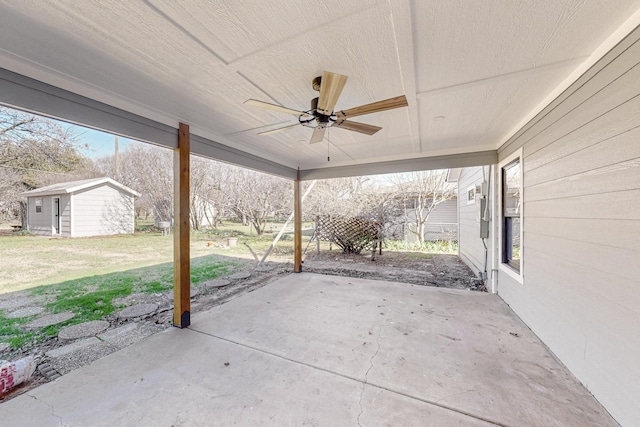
(53, 197), (60, 234)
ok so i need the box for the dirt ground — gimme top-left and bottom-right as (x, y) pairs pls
(303, 249), (485, 291)
(0, 250), (485, 402)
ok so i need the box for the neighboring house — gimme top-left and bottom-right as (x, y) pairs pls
(190, 195), (218, 229)
(453, 166), (491, 278)
(400, 198), (458, 242)
(20, 177), (141, 237)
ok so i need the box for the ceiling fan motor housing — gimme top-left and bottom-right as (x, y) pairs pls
(310, 97), (331, 125)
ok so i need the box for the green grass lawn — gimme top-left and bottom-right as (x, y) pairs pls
(0, 221), (314, 293)
(0, 257), (237, 349)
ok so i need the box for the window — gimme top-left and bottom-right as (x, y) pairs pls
(466, 186), (476, 204)
(35, 198), (42, 213)
(502, 158), (521, 273)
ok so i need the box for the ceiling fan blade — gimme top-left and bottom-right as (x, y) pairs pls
(334, 120), (382, 136)
(245, 99), (311, 117)
(257, 123), (300, 136)
(337, 95), (408, 119)
(310, 126), (326, 144)
(317, 71), (348, 115)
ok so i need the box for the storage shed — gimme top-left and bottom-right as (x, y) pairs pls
(20, 177), (141, 237)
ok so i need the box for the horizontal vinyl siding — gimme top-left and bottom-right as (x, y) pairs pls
(424, 199), (458, 239)
(73, 184), (135, 237)
(496, 26), (640, 426)
(27, 196), (52, 236)
(457, 167), (487, 276)
(59, 194), (71, 237)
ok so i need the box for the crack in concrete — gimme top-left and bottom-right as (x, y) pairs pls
(191, 328), (508, 427)
(27, 393), (66, 426)
(357, 318), (387, 427)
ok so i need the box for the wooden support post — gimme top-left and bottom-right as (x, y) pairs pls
(173, 123), (190, 328)
(293, 168), (302, 273)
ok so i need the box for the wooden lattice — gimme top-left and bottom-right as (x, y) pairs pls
(315, 215), (382, 255)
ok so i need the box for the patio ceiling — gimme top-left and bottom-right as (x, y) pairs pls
(1, 1), (640, 179)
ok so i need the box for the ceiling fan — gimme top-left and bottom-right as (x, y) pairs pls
(244, 71), (408, 144)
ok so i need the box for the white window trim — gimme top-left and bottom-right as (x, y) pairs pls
(70, 195), (74, 237)
(51, 197), (60, 235)
(466, 185), (476, 205)
(498, 148), (524, 284)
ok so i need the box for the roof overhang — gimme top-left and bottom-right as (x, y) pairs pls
(1, 2), (639, 180)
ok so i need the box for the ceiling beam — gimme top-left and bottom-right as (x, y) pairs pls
(0, 67), (177, 148)
(190, 134), (297, 179)
(299, 150), (497, 181)
(0, 67), (298, 179)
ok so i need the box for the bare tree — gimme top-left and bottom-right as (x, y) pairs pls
(0, 107), (92, 223)
(190, 156), (227, 230)
(303, 176), (371, 219)
(391, 170), (456, 244)
(220, 166), (290, 236)
(95, 142), (173, 222)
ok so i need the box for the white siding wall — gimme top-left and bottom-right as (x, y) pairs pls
(59, 194), (71, 237)
(404, 199), (458, 241)
(27, 196), (52, 236)
(73, 184), (135, 237)
(494, 27), (640, 426)
(424, 198), (458, 241)
(458, 167), (489, 277)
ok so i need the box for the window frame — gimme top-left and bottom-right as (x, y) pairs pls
(35, 197), (43, 214)
(466, 185), (476, 204)
(498, 148), (524, 284)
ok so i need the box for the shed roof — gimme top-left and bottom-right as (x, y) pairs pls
(20, 177), (141, 198)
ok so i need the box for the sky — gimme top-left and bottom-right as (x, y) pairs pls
(64, 124), (135, 159)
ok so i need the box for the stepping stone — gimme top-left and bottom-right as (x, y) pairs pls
(58, 320), (110, 341)
(0, 297), (39, 310)
(229, 272), (251, 280)
(254, 266), (273, 272)
(45, 337), (101, 358)
(204, 279), (231, 288)
(116, 303), (158, 319)
(0, 342), (10, 354)
(98, 323), (160, 350)
(6, 306), (45, 318)
(24, 311), (75, 329)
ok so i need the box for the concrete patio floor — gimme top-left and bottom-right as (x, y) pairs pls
(1, 273), (616, 426)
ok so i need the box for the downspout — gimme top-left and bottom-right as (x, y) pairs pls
(489, 165), (499, 294)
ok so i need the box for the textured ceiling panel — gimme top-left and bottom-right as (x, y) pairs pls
(147, 0), (382, 63)
(418, 57), (583, 151)
(413, 0), (640, 92)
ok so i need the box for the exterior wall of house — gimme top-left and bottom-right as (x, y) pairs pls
(73, 184), (135, 237)
(27, 195), (52, 235)
(492, 28), (640, 426)
(403, 199), (458, 242)
(457, 167), (490, 278)
(424, 198), (458, 241)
